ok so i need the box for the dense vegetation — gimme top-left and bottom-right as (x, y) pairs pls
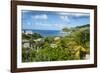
(22, 24), (90, 62)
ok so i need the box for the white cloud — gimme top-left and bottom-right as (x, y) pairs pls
(73, 13), (89, 17)
(60, 16), (70, 22)
(52, 24), (68, 29)
(32, 22), (67, 30)
(57, 12), (89, 17)
(32, 14), (48, 20)
(35, 22), (52, 27)
(57, 12), (70, 15)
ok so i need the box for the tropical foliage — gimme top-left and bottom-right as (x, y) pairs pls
(22, 24), (90, 62)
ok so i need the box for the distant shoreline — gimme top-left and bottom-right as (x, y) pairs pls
(22, 29), (67, 37)
(22, 29), (61, 31)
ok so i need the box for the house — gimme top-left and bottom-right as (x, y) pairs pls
(50, 44), (57, 48)
(34, 38), (42, 42)
(54, 37), (60, 41)
(23, 42), (30, 48)
(22, 39), (30, 48)
(22, 30), (26, 34)
(26, 31), (33, 34)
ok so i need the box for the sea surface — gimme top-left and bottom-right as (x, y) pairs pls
(22, 29), (67, 37)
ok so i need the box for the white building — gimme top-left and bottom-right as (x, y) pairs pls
(25, 31), (33, 34)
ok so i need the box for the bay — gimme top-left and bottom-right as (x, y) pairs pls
(22, 29), (67, 37)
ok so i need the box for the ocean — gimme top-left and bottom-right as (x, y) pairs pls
(22, 29), (67, 37)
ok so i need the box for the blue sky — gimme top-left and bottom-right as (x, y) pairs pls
(22, 10), (90, 30)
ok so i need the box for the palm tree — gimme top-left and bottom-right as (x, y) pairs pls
(68, 27), (90, 59)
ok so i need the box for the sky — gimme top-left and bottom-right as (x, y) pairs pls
(22, 10), (90, 30)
